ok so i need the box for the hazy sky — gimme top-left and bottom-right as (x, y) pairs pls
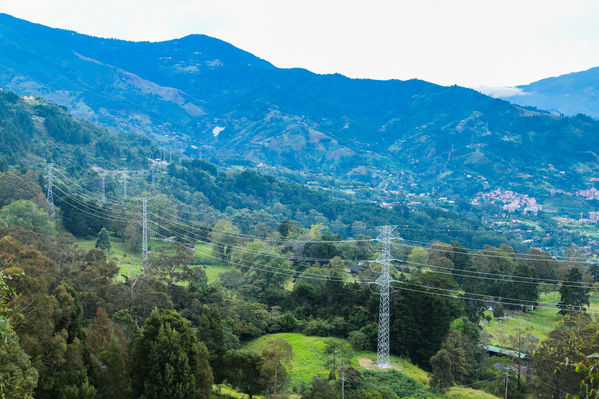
(2, 0), (599, 88)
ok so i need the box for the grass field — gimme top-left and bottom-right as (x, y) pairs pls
(446, 387), (499, 399)
(483, 295), (599, 348)
(243, 333), (497, 398)
(76, 235), (146, 278)
(201, 265), (229, 283)
(76, 235), (228, 282)
(244, 333), (431, 387)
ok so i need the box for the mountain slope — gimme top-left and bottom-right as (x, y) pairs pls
(501, 66), (599, 119)
(1, 13), (599, 196)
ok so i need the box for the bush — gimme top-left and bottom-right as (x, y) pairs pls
(348, 330), (367, 351)
(493, 304), (504, 318)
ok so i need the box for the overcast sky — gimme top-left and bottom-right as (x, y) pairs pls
(2, 0), (599, 88)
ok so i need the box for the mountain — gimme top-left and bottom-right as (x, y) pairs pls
(0, 89), (519, 248)
(501, 67), (599, 119)
(1, 13), (599, 197)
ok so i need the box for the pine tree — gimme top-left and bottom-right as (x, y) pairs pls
(87, 307), (113, 353)
(130, 309), (213, 399)
(197, 306), (226, 383)
(559, 267), (590, 314)
(143, 324), (196, 399)
(95, 227), (111, 252)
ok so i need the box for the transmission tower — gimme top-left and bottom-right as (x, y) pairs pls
(101, 175), (106, 204)
(45, 165), (55, 219)
(142, 197), (148, 261)
(121, 170), (128, 200)
(374, 225), (397, 368)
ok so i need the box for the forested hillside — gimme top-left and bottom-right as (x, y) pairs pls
(2, 13), (599, 197)
(0, 90), (518, 248)
(1, 89), (599, 398)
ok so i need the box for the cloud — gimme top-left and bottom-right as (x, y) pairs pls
(474, 86), (528, 98)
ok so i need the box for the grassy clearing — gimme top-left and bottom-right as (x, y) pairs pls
(244, 333), (338, 387)
(201, 265), (229, 283)
(483, 296), (599, 347)
(76, 235), (145, 278)
(243, 333), (497, 397)
(446, 387), (499, 399)
(243, 333), (430, 388)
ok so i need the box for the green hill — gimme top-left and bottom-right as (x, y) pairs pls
(243, 333), (498, 398)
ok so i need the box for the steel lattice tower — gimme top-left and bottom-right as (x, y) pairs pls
(142, 197), (148, 261)
(101, 175), (106, 204)
(122, 170), (128, 200)
(45, 165), (55, 219)
(375, 225), (397, 368)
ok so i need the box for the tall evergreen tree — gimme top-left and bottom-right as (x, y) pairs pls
(197, 306), (226, 383)
(142, 324), (195, 399)
(130, 309), (213, 399)
(558, 267), (590, 314)
(95, 228), (111, 252)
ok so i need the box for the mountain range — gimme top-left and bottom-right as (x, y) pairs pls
(500, 66), (599, 119)
(1, 13), (598, 197)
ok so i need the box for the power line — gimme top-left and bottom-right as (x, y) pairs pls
(45, 180), (599, 291)
(50, 182), (598, 291)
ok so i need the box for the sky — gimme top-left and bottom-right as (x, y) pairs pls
(2, 0), (599, 89)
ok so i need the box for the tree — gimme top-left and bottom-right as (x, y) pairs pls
(323, 339), (353, 379)
(223, 349), (266, 399)
(142, 324), (196, 399)
(150, 242), (193, 288)
(0, 271), (38, 398)
(558, 267), (590, 314)
(210, 220), (240, 262)
(0, 199), (55, 235)
(130, 309), (213, 399)
(219, 269), (244, 298)
(302, 377), (338, 399)
(430, 349), (453, 390)
(533, 314), (597, 398)
(0, 157), (8, 173)
(123, 223), (141, 253)
(260, 338), (294, 394)
(87, 307), (113, 353)
(440, 330), (477, 384)
(95, 227), (111, 252)
(197, 306), (226, 383)
(96, 339), (132, 399)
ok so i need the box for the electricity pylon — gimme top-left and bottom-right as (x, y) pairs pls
(45, 165), (55, 218)
(121, 170), (128, 200)
(142, 197), (148, 261)
(101, 175), (106, 204)
(374, 225), (397, 368)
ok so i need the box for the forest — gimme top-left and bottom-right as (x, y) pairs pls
(1, 89), (599, 398)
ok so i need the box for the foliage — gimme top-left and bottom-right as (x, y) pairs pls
(558, 267), (590, 315)
(223, 349), (266, 399)
(430, 349), (453, 390)
(130, 309), (213, 399)
(0, 200), (54, 235)
(260, 337), (294, 394)
(95, 228), (111, 252)
(197, 305), (226, 383)
(142, 324), (196, 399)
